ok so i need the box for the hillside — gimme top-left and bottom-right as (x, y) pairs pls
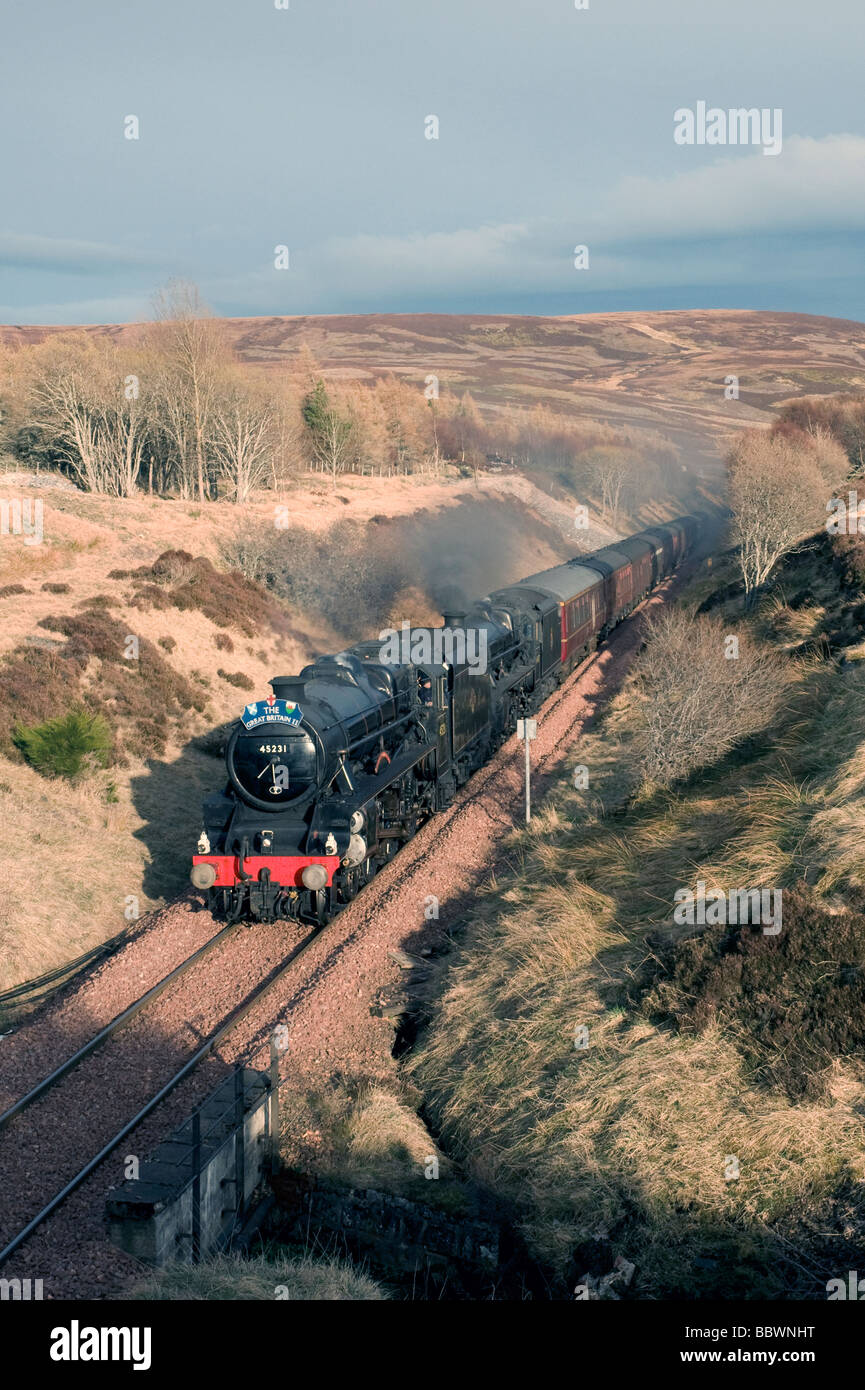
(5, 309), (865, 486)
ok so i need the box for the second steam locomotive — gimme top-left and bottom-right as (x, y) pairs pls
(191, 515), (701, 924)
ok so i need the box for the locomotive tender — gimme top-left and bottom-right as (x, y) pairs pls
(190, 514), (701, 924)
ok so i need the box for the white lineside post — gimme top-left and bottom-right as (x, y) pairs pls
(516, 718), (538, 823)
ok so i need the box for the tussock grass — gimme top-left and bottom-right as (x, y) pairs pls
(409, 540), (865, 1296)
(278, 1083), (469, 1212)
(130, 1251), (384, 1301)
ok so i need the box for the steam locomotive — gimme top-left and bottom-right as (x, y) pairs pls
(190, 514), (701, 924)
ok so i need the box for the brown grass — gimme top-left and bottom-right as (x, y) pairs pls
(408, 540), (865, 1296)
(129, 1251), (384, 1301)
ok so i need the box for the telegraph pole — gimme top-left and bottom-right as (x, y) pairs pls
(517, 718), (538, 823)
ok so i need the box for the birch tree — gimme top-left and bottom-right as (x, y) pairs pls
(151, 280), (226, 501)
(728, 431), (826, 608)
(636, 607), (789, 786)
(210, 375), (276, 503)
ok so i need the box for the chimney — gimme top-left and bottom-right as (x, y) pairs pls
(271, 676), (306, 701)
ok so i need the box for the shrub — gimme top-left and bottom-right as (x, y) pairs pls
(76, 594), (115, 609)
(30, 610), (207, 758)
(158, 635), (177, 652)
(640, 889), (865, 1099)
(0, 584), (27, 598)
(150, 549), (198, 583)
(130, 549), (286, 637)
(0, 645), (84, 755)
(832, 533), (865, 589)
(41, 582), (71, 594)
(634, 608), (791, 787)
(214, 633), (234, 652)
(219, 519), (413, 637)
(217, 668), (254, 691)
(128, 582), (172, 611)
(216, 529), (278, 586)
(13, 707), (111, 779)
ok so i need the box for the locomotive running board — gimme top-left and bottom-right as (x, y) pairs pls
(347, 741), (438, 800)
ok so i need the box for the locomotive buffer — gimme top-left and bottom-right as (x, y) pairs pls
(516, 718), (538, 823)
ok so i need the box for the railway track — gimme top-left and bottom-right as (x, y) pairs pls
(0, 922), (137, 1024)
(0, 922), (237, 1136)
(0, 916), (330, 1269)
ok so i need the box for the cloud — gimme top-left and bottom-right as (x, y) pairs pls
(261, 134), (865, 307)
(311, 222), (541, 293)
(593, 134), (865, 243)
(0, 293), (153, 325)
(7, 135), (865, 320)
(0, 233), (163, 275)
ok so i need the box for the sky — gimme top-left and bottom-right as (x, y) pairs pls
(2, 0), (865, 324)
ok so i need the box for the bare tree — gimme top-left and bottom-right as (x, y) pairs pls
(268, 381), (306, 488)
(452, 391), (482, 465)
(728, 431), (828, 607)
(209, 374), (276, 503)
(151, 280), (226, 501)
(635, 607), (790, 787)
(588, 446), (631, 528)
(26, 335), (145, 495)
(106, 362), (147, 496)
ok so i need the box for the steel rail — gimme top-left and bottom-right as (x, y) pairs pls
(0, 925), (136, 1008)
(0, 922), (238, 1133)
(0, 920), (326, 1268)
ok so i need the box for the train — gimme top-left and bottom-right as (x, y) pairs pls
(190, 513), (702, 924)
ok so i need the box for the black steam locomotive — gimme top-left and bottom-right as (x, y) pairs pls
(191, 515), (701, 923)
